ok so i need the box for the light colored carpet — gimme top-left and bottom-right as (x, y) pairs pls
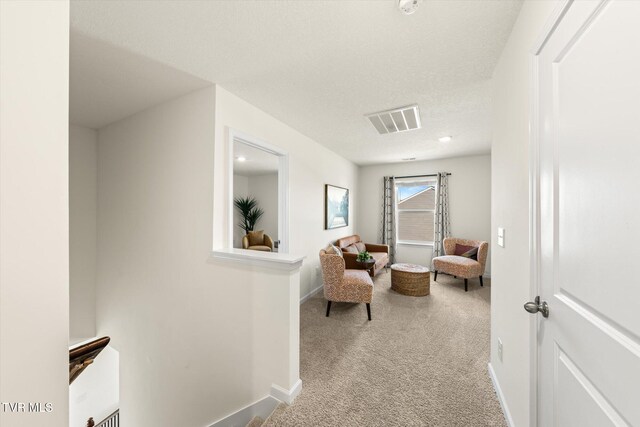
(246, 416), (265, 427)
(263, 403), (287, 425)
(263, 272), (506, 427)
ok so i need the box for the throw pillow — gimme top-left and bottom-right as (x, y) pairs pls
(455, 244), (478, 260)
(248, 230), (264, 246)
(354, 241), (367, 252)
(327, 244), (343, 258)
(344, 244), (359, 254)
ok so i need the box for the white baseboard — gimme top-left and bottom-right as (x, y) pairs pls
(488, 363), (514, 427)
(300, 285), (323, 304)
(207, 379), (302, 426)
(270, 379), (302, 404)
(209, 395), (280, 427)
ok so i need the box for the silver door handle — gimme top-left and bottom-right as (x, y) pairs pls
(524, 296), (549, 318)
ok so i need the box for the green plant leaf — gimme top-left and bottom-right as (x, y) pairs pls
(356, 250), (371, 262)
(234, 197), (263, 234)
(246, 207), (264, 231)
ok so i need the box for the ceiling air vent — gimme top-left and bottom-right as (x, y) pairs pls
(366, 105), (421, 135)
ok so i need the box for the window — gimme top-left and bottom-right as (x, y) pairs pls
(396, 179), (436, 245)
(227, 130), (289, 254)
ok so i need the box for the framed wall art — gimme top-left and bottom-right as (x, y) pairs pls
(325, 184), (349, 229)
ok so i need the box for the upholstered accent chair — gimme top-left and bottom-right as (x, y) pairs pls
(432, 237), (488, 292)
(242, 230), (274, 252)
(319, 248), (374, 321)
(335, 234), (389, 277)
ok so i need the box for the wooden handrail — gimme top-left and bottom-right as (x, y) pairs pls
(69, 336), (110, 384)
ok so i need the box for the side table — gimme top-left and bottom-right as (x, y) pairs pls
(390, 263), (430, 296)
(355, 258), (376, 277)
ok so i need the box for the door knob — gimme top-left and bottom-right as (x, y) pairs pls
(524, 296), (549, 318)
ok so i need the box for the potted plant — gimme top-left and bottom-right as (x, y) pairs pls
(356, 251), (372, 262)
(234, 196), (265, 234)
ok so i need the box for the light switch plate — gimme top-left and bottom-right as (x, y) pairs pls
(498, 227), (505, 248)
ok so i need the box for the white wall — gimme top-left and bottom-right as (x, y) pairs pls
(0, 1), (70, 425)
(357, 154), (491, 274)
(70, 345), (119, 427)
(248, 173), (279, 243)
(70, 125), (98, 341)
(97, 87), (300, 426)
(491, 1), (557, 426)
(213, 86), (359, 299)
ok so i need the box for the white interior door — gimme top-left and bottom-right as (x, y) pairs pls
(536, 1), (640, 425)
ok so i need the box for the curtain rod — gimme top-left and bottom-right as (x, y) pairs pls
(394, 173), (451, 179)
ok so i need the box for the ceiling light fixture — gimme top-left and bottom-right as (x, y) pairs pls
(438, 136), (452, 143)
(398, 0), (419, 15)
(236, 156), (246, 162)
(366, 105), (421, 135)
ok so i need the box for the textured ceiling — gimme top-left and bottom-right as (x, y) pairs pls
(70, 0), (523, 164)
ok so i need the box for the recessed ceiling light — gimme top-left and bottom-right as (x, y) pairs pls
(236, 156), (246, 162)
(438, 136), (452, 143)
(398, 0), (419, 15)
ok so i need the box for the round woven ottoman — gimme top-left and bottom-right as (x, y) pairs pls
(390, 263), (430, 296)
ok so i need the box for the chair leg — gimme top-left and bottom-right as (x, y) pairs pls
(326, 300), (332, 317)
(366, 303), (371, 321)
(434, 270), (438, 281)
(479, 276), (484, 287)
(464, 278), (468, 292)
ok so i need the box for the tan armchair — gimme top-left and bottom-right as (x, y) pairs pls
(242, 230), (274, 252)
(432, 237), (488, 292)
(335, 234), (389, 277)
(319, 248), (374, 321)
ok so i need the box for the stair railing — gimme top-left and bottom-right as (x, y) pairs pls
(87, 409), (119, 427)
(69, 336), (111, 384)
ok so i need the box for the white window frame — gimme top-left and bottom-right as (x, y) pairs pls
(395, 179), (436, 246)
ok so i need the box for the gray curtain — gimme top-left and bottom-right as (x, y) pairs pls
(431, 172), (451, 267)
(381, 176), (396, 265)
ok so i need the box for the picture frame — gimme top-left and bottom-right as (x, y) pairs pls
(325, 184), (349, 229)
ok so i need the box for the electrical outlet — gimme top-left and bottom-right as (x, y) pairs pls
(498, 338), (503, 362)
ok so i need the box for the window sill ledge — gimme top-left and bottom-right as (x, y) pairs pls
(209, 248), (305, 272)
(398, 242), (434, 247)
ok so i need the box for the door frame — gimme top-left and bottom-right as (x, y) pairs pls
(527, 1), (574, 425)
